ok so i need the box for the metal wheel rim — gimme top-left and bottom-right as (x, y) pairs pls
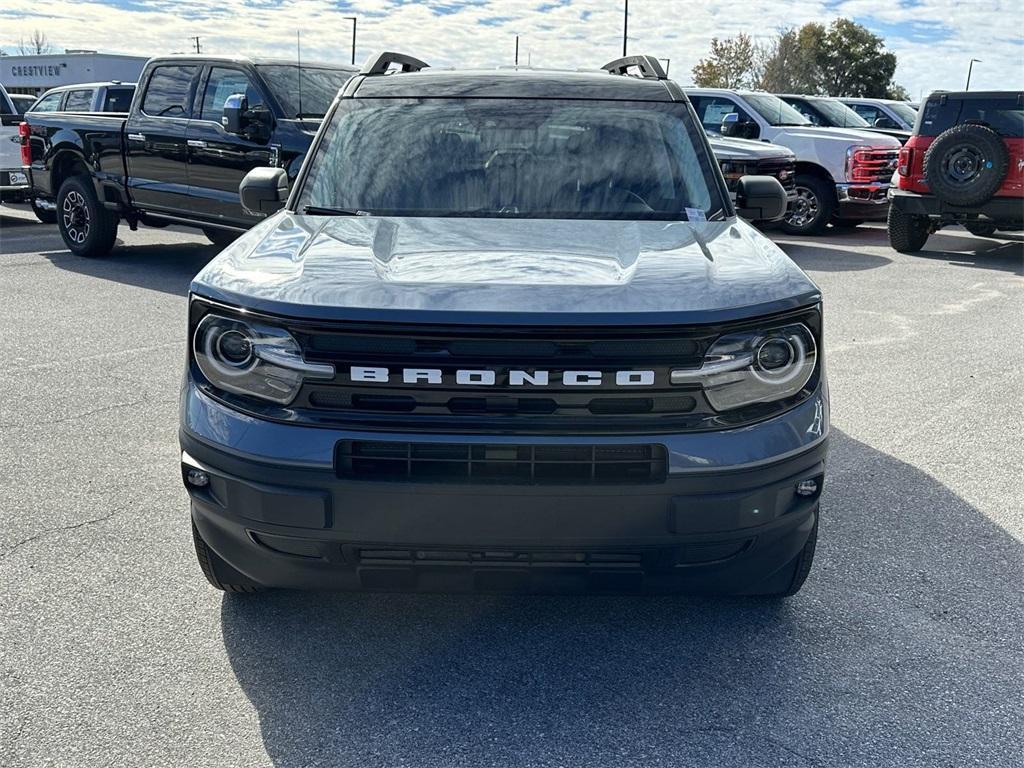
(785, 186), (819, 229)
(62, 190), (90, 244)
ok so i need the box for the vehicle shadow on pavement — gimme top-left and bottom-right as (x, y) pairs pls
(219, 429), (1023, 768)
(907, 234), (1024, 275)
(40, 242), (217, 296)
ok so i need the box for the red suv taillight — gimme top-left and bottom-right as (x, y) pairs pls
(18, 122), (31, 167)
(897, 146), (912, 177)
(846, 145), (899, 184)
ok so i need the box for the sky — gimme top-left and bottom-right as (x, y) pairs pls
(0, 0), (1021, 100)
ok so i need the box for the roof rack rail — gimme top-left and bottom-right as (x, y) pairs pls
(360, 51), (430, 76)
(601, 55), (667, 80)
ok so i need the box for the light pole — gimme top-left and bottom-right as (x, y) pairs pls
(345, 17), (357, 66)
(965, 58), (981, 90)
(622, 0), (628, 57)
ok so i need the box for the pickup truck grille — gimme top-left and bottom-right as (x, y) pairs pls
(755, 157), (797, 193)
(848, 147), (900, 184)
(338, 440), (667, 484)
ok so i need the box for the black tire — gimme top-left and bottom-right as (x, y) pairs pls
(192, 520), (262, 593)
(56, 176), (118, 257)
(924, 123), (1008, 207)
(778, 174), (835, 236)
(888, 204), (930, 253)
(31, 198), (57, 224)
(204, 228), (239, 249)
(964, 220), (998, 237)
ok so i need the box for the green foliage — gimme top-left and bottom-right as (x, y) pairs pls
(694, 19), (908, 99)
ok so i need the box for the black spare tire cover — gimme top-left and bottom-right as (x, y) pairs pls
(924, 123), (1009, 206)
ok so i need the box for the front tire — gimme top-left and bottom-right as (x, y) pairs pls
(192, 520), (262, 593)
(31, 198), (57, 224)
(779, 174), (835, 236)
(204, 228), (240, 249)
(888, 204), (930, 253)
(57, 176), (118, 257)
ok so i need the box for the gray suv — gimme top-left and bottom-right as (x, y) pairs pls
(180, 53), (828, 597)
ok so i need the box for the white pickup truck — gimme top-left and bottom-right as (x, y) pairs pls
(686, 88), (901, 234)
(0, 83), (32, 210)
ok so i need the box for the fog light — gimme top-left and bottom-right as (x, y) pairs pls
(186, 469), (210, 488)
(795, 478), (819, 497)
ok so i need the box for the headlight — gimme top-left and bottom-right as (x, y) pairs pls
(671, 323), (817, 411)
(719, 160), (750, 188)
(193, 314), (334, 405)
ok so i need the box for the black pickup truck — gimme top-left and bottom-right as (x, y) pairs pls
(23, 55), (356, 256)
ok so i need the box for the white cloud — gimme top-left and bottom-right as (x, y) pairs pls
(0, 0), (1020, 98)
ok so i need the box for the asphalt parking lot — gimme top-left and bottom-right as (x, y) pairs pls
(1, 205), (1022, 768)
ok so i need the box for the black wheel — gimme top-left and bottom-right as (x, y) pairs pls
(56, 176), (118, 257)
(778, 174), (835, 235)
(31, 198), (57, 224)
(204, 228), (239, 249)
(888, 204), (930, 253)
(964, 220), (998, 237)
(924, 124), (1008, 207)
(192, 520), (262, 593)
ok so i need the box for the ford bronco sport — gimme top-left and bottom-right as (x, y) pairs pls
(180, 53), (828, 596)
(888, 90), (1023, 252)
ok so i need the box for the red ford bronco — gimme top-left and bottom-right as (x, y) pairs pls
(888, 90), (1023, 252)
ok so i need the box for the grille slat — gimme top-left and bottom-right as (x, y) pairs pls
(338, 440), (667, 485)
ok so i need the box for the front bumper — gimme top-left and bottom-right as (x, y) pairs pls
(180, 380), (829, 593)
(835, 182), (891, 221)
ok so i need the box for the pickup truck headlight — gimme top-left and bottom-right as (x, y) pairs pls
(671, 323), (817, 411)
(193, 314), (334, 405)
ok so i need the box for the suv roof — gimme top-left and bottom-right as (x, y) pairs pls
(348, 52), (679, 102)
(148, 54), (358, 71)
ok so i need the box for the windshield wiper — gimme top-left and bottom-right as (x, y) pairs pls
(302, 205), (370, 216)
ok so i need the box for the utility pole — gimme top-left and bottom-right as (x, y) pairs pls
(965, 58), (981, 90)
(622, 0), (628, 57)
(345, 17), (357, 66)
(515, 35), (519, 66)
(190, 36), (201, 54)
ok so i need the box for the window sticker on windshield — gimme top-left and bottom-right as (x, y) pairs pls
(686, 207), (707, 222)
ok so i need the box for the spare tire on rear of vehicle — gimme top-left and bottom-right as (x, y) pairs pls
(924, 123), (1008, 207)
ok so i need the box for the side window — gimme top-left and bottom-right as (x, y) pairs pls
(141, 65), (197, 118)
(31, 92), (64, 112)
(64, 89), (94, 111)
(103, 88), (134, 113)
(200, 68), (264, 124)
(851, 104), (881, 124)
(790, 101), (819, 124)
(690, 96), (752, 134)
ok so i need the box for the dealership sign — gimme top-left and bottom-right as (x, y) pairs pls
(9, 63), (67, 79)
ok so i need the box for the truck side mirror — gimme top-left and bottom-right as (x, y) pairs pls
(874, 116), (899, 129)
(735, 175), (787, 222)
(222, 93), (248, 135)
(722, 113), (759, 140)
(240, 167), (289, 217)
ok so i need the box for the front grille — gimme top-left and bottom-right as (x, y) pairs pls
(337, 440), (667, 484)
(756, 157), (797, 192)
(848, 147), (899, 184)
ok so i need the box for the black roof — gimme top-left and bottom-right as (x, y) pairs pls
(148, 54), (357, 71)
(351, 68), (676, 101)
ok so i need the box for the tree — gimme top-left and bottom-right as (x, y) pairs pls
(814, 19), (896, 97)
(692, 33), (757, 89)
(757, 25), (823, 94)
(885, 83), (911, 101)
(18, 30), (53, 55)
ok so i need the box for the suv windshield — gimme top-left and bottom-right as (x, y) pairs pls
(298, 98), (725, 220)
(744, 94), (810, 126)
(809, 98), (869, 128)
(255, 65), (353, 118)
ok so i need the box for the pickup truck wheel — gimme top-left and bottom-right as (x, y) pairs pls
(779, 175), (834, 236)
(31, 199), (57, 224)
(204, 228), (239, 249)
(57, 176), (118, 257)
(924, 124), (1008, 207)
(888, 204), (930, 253)
(192, 520), (262, 593)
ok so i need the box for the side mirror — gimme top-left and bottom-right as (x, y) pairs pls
(874, 116), (898, 129)
(735, 175), (787, 222)
(240, 167), (288, 217)
(721, 113), (759, 140)
(222, 93), (248, 135)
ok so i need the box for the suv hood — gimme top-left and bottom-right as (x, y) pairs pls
(193, 213), (820, 326)
(707, 134), (795, 161)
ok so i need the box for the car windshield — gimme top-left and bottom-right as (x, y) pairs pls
(255, 65), (353, 118)
(744, 94), (810, 126)
(298, 98), (725, 221)
(810, 98), (869, 128)
(888, 102), (917, 125)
